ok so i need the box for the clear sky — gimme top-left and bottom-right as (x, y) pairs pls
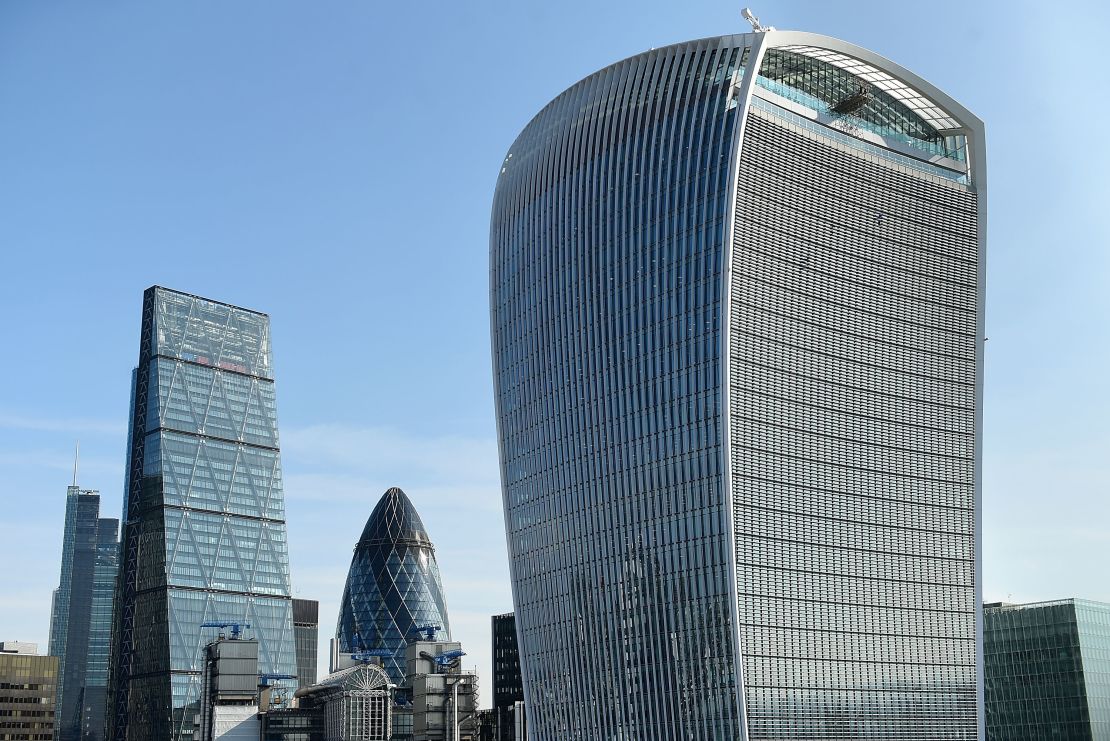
(1, 0), (1108, 696)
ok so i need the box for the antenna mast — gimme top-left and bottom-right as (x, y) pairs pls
(73, 441), (79, 488)
(742, 7), (774, 32)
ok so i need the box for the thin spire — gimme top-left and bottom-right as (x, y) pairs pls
(72, 441), (79, 488)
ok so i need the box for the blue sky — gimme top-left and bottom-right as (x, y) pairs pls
(1, 0), (1108, 692)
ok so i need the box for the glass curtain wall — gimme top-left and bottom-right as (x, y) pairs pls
(109, 286), (296, 741)
(491, 36), (750, 741)
(336, 487), (451, 685)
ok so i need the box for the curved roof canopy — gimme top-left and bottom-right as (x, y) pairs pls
(777, 43), (962, 132)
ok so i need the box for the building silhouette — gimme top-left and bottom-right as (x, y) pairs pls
(292, 598), (319, 689)
(490, 28), (986, 740)
(336, 487), (451, 685)
(81, 517), (120, 741)
(985, 599), (1110, 739)
(48, 477), (118, 741)
(107, 286), (298, 740)
(491, 614), (523, 741)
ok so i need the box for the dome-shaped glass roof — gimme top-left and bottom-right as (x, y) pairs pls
(356, 486), (433, 548)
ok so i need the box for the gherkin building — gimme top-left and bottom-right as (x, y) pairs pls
(336, 487), (451, 683)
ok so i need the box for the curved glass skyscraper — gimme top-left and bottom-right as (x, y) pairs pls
(337, 487), (451, 683)
(490, 29), (986, 740)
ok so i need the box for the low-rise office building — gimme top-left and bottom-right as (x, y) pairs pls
(0, 642), (58, 741)
(985, 598), (1110, 739)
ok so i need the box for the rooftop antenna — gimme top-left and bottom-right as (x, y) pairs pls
(741, 7), (773, 32)
(72, 441), (79, 488)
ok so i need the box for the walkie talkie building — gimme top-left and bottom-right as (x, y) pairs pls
(490, 29), (986, 740)
(108, 286), (297, 741)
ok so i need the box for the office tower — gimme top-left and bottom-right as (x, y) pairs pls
(490, 27), (985, 740)
(491, 614), (524, 741)
(81, 518), (120, 741)
(49, 479), (113, 741)
(292, 599), (319, 688)
(984, 599), (1110, 739)
(108, 286), (297, 741)
(1, 642), (59, 740)
(336, 487), (451, 685)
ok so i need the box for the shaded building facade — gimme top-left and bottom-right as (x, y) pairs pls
(49, 482), (118, 741)
(293, 599), (320, 689)
(984, 599), (1110, 739)
(0, 642), (58, 741)
(490, 614), (523, 741)
(490, 28), (986, 740)
(80, 518), (120, 741)
(49, 485), (99, 741)
(336, 488), (451, 685)
(108, 286), (298, 741)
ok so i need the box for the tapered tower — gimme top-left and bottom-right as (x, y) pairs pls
(490, 28), (986, 740)
(336, 487), (451, 684)
(108, 286), (297, 741)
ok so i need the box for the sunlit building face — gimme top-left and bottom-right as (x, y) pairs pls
(490, 30), (985, 741)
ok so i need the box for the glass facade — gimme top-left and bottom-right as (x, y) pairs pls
(491, 614), (524, 741)
(984, 599), (1110, 739)
(80, 518), (120, 741)
(293, 599), (320, 688)
(490, 31), (984, 741)
(49, 487), (110, 741)
(108, 286), (297, 741)
(336, 488), (451, 685)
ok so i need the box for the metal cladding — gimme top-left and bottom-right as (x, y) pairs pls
(337, 487), (451, 684)
(490, 30), (985, 740)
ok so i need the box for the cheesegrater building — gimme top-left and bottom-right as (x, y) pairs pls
(490, 26), (986, 741)
(107, 286), (298, 741)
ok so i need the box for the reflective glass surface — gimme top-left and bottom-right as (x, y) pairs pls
(757, 49), (964, 161)
(985, 599), (1110, 739)
(48, 487), (102, 741)
(109, 287), (296, 741)
(492, 34), (983, 741)
(336, 488), (451, 685)
(491, 36), (749, 741)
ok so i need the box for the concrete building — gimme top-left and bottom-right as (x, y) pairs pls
(490, 22), (986, 741)
(1, 642), (59, 740)
(404, 642), (477, 741)
(198, 636), (262, 741)
(984, 599), (1110, 739)
(191, 632), (392, 741)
